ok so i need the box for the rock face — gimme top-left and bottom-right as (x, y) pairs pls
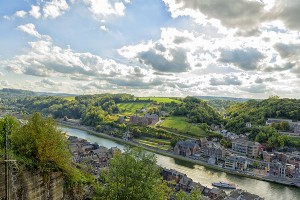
(0, 163), (64, 200)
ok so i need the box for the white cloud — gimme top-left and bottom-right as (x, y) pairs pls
(100, 25), (109, 32)
(82, 0), (126, 18)
(14, 10), (27, 18)
(0, 72), (4, 76)
(17, 24), (41, 38)
(0, 81), (9, 87)
(43, 0), (69, 19)
(29, 5), (41, 19)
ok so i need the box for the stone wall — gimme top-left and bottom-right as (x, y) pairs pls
(0, 162), (64, 200)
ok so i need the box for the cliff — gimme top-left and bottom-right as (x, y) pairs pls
(0, 162), (64, 200)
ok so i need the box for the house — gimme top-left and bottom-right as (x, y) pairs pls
(226, 189), (263, 200)
(232, 139), (261, 158)
(266, 118), (293, 126)
(209, 188), (226, 199)
(129, 113), (159, 126)
(118, 116), (125, 123)
(174, 140), (200, 156)
(262, 151), (275, 162)
(225, 155), (248, 171)
(246, 122), (252, 128)
(201, 143), (226, 160)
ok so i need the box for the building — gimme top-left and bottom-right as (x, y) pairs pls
(266, 118), (300, 134)
(225, 155), (248, 171)
(129, 113), (159, 126)
(232, 139), (261, 158)
(174, 140), (200, 156)
(201, 143), (226, 160)
(246, 122), (252, 128)
(225, 189), (264, 200)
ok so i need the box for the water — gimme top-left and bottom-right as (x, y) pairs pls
(60, 126), (300, 200)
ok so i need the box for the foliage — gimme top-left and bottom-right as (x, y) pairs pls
(254, 126), (288, 148)
(159, 116), (206, 137)
(100, 148), (169, 200)
(138, 97), (182, 104)
(225, 97), (300, 133)
(10, 113), (72, 171)
(220, 138), (232, 148)
(172, 96), (223, 125)
(81, 106), (107, 126)
(0, 115), (19, 148)
(271, 122), (290, 131)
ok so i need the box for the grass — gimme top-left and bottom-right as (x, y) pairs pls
(117, 102), (153, 115)
(134, 138), (170, 151)
(63, 96), (75, 101)
(159, 116), (207, 137)
(138, 97), (182, 104)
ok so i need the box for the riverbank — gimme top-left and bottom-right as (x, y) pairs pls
(57, 121), (299, 188)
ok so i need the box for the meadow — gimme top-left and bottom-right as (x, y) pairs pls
(138, 97), (182, 104)
(159, 116), (206, 137)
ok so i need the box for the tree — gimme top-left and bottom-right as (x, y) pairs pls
(101, 148), (169, 200)
(189, 185), (202, 200)
(0, 115), (19, 149)
(10, 112), (72, 171)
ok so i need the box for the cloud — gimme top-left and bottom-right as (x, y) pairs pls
(274, 43), (300, 61)
(43, 0), (69, 19)
(241, 84), (268, 94)
(29, 5), (41, 19)
(270, 0), (300, 30)
(264, 62), (295, 72)
(14, 10), (27, 18)
(82, 0), (126, 19)
(0, 81), (10, 87)
(138, 47), (190, 73)
(219, 48), (265, 71)
(210, 74), (242, 86)
(163, 0), (300, 32)
(100, 25), (109, 32)
(17, 24), (41, 38)
(40, 78), (60, 86)
(255, 76), (277, 84)
(163, 0), (264, 29)
(0, 72), (3, 76)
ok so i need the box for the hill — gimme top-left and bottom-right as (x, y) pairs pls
(225, 96), (300, 133)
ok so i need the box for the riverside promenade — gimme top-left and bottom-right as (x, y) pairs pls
(57, 120), (300, 188)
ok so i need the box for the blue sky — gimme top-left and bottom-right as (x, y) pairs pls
(1, 0), (300, 98)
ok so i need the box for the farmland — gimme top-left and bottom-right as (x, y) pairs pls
(138, 97), (182, 104)
(159, 116), (206, 138)
(117, 102), (153, 115)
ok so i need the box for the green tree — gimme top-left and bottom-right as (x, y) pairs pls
(101, 148), (169, 200)
(189, 185), (202, 200)
(10, 112), (72, 171)
(0, 115), (19, 149)
(176, 190), (188, 200)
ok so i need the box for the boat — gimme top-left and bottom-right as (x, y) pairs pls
(212, 181), (236, 189)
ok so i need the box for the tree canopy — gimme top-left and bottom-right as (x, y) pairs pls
(101, 148), (169, 200)
(9, 112), (72, 171)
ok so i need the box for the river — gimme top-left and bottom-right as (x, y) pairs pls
(60, 126), (300, 200)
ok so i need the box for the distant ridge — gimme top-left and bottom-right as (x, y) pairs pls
(193, 96), (252, 102)
(0, 88), (76, 97)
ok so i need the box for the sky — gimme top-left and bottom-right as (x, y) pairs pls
(0, 0), (300, 98)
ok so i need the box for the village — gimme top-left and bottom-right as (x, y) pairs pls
(67, 135), (264, 200)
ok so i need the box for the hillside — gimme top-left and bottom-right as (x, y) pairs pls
(225, 96), (300, 133)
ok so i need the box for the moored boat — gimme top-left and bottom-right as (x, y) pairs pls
(212, 181), (236, 189)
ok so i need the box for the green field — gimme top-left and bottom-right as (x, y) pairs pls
(63, 96), (75, 101)
(117, 102), (152, 115)
(159, 116), (206, 137)
(134, 137), (170, 150)
(138, 97), (182, 104)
